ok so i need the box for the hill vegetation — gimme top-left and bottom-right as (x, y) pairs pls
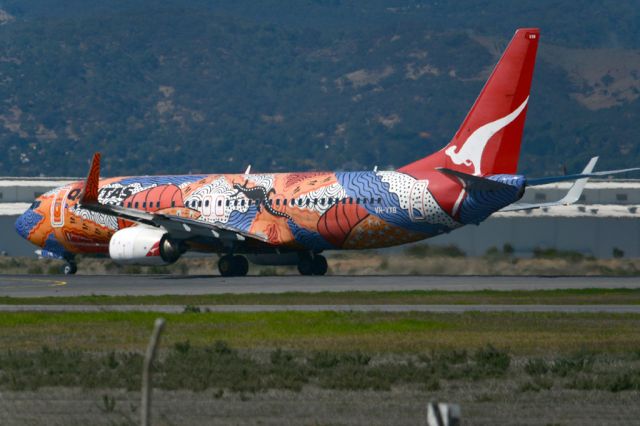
(0, 0), (639, 176)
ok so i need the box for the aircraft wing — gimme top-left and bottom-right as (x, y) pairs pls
(77, 153), (270, 244)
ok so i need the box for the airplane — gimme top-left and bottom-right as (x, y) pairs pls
(14, 28), (640, 276)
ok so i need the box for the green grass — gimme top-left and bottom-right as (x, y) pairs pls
(2, 288), (640, 305)
(1, 311), (639, 354)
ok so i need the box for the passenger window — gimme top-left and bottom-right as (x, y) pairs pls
(320, 198), (325, 205)
(234, 200), (238, 207)
(313, 198), (318, 205)
(127, 202), (132, 208)
(241, 200), (245, 207)
(156, 201), (160, 208)
(135, 202), (139, 208)
(306, 199), (311, 206)
(225, 200), (230, 207)
(171, 201), (175, 207)
(370, 197), (375, 204)
(377, 198), (382, 204)
(142, 202), (146, 208)
(328, 197), (334, 205)
(349, 198), (353, 204)
(356, 198), (361, 204)
(362, 198), (367, 204)
(342, 198), (347, 204)
(218, 200), (222, 206)
(276, 199), (281, 206)
(283, 199), (288, 206)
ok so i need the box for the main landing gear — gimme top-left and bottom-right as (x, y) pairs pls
(218, 254), (249, 277)
(297, 254), (328, 276)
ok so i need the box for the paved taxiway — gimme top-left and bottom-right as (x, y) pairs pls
(1, 304), (639, 313)
(1, 274), (640, 297)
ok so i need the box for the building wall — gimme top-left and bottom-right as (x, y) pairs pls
(433, 217), (640, 258)
(0, 216), (36, 257)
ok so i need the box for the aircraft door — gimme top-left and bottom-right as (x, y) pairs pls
(51, 188), (70, 228)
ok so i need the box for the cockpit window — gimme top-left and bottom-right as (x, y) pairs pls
(30, 201), (41, 210)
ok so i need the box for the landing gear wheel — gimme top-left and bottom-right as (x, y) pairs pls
(297, 257), (313, 276)
(63, 263), (77, 275)
(311, 255), (328, 276)
(218, 255), (234, 277)
(232, 255), (249, 276)
(218, 254), (249, 277)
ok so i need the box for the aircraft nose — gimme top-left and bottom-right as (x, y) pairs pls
(14, 207), (44, 241)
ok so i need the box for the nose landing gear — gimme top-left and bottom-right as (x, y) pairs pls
(62, 261), (77, 275)
(218, 254), (249, 277)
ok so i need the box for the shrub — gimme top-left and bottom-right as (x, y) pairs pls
(503, 243), (515, 255)
(551, 352), (594, 377)
(270, 348), (295, 366)
(612, 247), (625, 258)
(524, 358), (549, 376)
(174, 340), (191, 354)
(472, 344), (510, 376)
(183, 305), (201, 313)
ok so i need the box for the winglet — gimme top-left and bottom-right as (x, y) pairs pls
(557, 156), (598, 205)
(79, 152), (101, 204)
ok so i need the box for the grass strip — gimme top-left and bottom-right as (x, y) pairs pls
(0, 311), (639, 354)
(2, 288), (640, 305)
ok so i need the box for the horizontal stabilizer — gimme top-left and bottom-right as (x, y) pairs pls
(501, 157), (598, 212)
(436, 167), (513, 191)
(526, 158), (640, 186)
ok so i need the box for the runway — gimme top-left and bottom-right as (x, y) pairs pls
(1, 304), (639, 313)
(1, 274), (640, 297)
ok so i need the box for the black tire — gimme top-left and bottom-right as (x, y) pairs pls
(233, 255), (249, 276)
(218, 255), (234, 277)
(297, 257), (313, 276)
(311, 255), (328, 276)
(63, 263), (77, 275)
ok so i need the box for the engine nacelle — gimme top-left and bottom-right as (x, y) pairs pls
(109, 227), (182, 265)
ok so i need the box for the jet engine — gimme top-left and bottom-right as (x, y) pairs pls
(109, 226), (183, 265)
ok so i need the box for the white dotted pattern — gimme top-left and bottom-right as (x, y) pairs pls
(295, 183), (347, 215)
(377, 171), (459, 228)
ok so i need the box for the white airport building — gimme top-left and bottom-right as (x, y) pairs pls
(1, 178), (640, 258)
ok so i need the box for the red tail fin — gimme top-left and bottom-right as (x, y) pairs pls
(400, 28), (539, 177)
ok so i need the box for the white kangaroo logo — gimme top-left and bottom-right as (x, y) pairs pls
(445, 97), (529, 176)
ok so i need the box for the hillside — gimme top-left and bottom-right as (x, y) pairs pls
(0, 0), (639, 177)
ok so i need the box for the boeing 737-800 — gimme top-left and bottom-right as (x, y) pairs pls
(14, 28), (639, 276)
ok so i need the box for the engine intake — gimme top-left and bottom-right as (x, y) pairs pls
(109, 227), (182, 265)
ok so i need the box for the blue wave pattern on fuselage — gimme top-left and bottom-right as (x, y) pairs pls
(288, 220), (335, 251)
(14, 209), (43, 240)
(336, 171), (450, 235)
(227, 205), (258, 232)
(116, 175), (207, 186)
(43, 233), (67, 257)
(458, 175), (525, 224)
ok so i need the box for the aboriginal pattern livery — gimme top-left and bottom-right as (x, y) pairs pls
(14, 169), (526, 260)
